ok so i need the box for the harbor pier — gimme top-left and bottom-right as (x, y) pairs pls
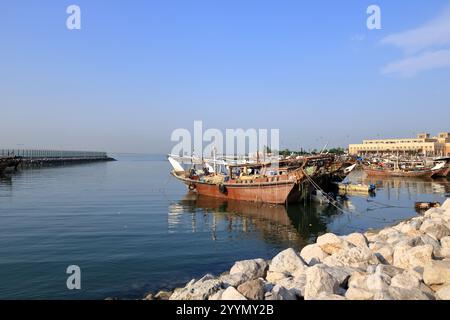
(0, 149), (115, 174)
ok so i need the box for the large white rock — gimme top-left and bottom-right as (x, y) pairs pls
(220, 273), (248, 288)
(345, 287), (374, 300)
(420, 219), (450, 241)
(310, 293), (346, 300)
(436, 285), (450, 300)
(390, 273), (420, 290)
(221, 286), (247, 300)
(270, 285), (297, 300)
(347, 272), (369, 290)
(265, 271), (289, 284)
(375, 264), (404, 278)
(269, 248), (306, 275)
(323, 245), (379, 269)
(276, 274), (307, 298)
(387, 286), (432, 300)
(300, 243), (329, 266)
(208, 289), (225, 300)
(170, 274), (223, 300)
(344, 233), (368, 248)
(393, 244), (433, 270)
(316, 233), (353, 255)
(440, 236), (450, 258)
(304, 265), (340, 300)
(230, 258), (268, 280)
(366, 273), (391, 291)
(372, 244), (394, 265)
(423, 260), (450, 286)
(441, 199), (450, 211)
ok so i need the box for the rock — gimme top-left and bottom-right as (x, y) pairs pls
(388, 286), (431, 300)
(270, 285), (297, 300)
(365, 231), (380, 243)
(396, 219), (423, 234)
(269, 248), (307, 275)
(344, 233), (368, 248)
(440, 236), (450, 258)
(420, 234), (443, 258)
(390, 273), (420, 290)
(317, 233), (352, 255)
(441, 199), (450, 211)
(345, 287), (374, 300)
(436, 285), (450, 300)
(304, 265), (340, 300)
(393, 244), (433, 270)
(154, 290), (172, 300)
(367, 265), (377, 274)
(373, 291), (394, 300)
(169, 274), (223, 300)
(420, 219), (450, 241)
(266, 271), (289, 284)
(237, 279), (265, 300)
(221, 286), (247, 300)
(276, 274), (307, 298)
(322, 265), (354, 287)
(220, 273), (248, 288)
(424, 207), (446, 218)
(310, 293), (346, 300)
(300, 243), (329, 266)
(409, 245), (434, 269)
(372, 244), (394, 265)
(367, 273), (391, 291)
(230, 258), (268, 280)
(208, 289), (225, 300)
(144, 293), (154, 300)
(323, 245), (378, 269)
(423, 260), (450, 286)
(348, 272), (369, 290)
(375, 265), (404, 278)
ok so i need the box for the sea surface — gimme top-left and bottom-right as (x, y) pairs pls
(0, 154), (448, 299)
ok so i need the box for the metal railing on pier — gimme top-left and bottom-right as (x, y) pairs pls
(0, 149), (108, 159)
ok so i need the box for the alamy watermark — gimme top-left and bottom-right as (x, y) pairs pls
(66, 5), (81, 30)
(171, 121), (280, 159)
(66, 265), (81, 290)
(367, 4), (381, 30)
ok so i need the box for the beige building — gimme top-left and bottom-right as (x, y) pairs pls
(349, 132), (450, 156)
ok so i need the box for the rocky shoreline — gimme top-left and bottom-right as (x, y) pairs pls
(145, 199), (450, 301)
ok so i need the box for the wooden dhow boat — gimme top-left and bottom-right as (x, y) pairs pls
(169, 154), (355, 204)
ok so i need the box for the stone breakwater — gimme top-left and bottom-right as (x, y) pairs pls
(145, 199), (450, 301)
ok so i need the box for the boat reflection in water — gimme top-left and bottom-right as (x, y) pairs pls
(168, 193), (342, 250)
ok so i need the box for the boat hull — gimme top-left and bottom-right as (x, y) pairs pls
(172, 173), (297, 204)
(363, 167), (435, 178)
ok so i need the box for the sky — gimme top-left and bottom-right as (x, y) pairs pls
(2, 0), (450, 154)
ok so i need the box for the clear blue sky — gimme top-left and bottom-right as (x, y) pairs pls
(2, 0), (450, 153)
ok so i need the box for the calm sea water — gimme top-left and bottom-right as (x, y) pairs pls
(0, 154), (448, 299)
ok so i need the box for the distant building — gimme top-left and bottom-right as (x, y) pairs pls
(349, 132), (450, 156)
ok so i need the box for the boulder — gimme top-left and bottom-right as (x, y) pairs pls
(300, 243), (329, 266)
(345, 287), (374, 300)
(388, 286), (432, 300)
(266, 271), (289, 284)
(316, 233), (353, 255)
(366, 273), (391, 291)
(221, 286), (247, 300)
(348, 272), (369, 290)
(270, 285), (297, 300)
(375, 265), (404, 278)
(393, 244), (433, 270)
(237, 279), (265, 300)
(373, 245), (394, 265)
(230, 258), (268, 280)
(269, 248), (306, 275)
(420, 234), (443, 258)
(169, 274), (223, 300)
(420, 219), (450, 240)
(154, 290), (172, 300)
(442, 199), (450, 211)
(397, 219), (423, 234)
(304, 265), (340, 300)
(208, 289), (225, 300)
(323, 245), (379, 269)
(423, 260), (450, 286)
(276, 274), (307, 298)
(436, 285), (450, 300)
(440, 236), (450, 258)
(310, 293), (346, 300)
(344, 233), (368, 248)
(220, 273), (248, 288)
(390, 273), (420, 290)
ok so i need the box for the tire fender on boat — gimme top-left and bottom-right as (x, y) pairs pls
(188, 183), (196, 191)
(218, 184), (227, 194)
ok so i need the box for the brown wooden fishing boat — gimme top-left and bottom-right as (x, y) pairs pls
(363, 166), (436, 178)
(169, 155), (351, 204)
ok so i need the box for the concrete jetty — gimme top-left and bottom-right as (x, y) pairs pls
(145, 199), (450, 301)
(0, 149), (115, 173)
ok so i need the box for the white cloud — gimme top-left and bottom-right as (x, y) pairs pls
(380, 5), (450, 76)
(381, 49), (450, 77)
(381, 6), (450, 53)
